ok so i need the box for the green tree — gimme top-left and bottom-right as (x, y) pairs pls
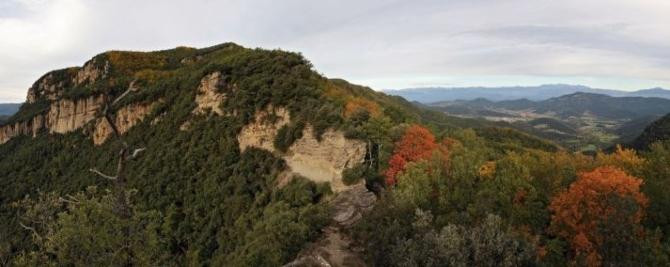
(391, 210), (533, 267)
(13, 187), (167, 266)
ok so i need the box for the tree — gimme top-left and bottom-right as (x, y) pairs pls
(549, 166), (648, 266)
(12, 84), (160, 266)
(391, 210), (533, 267)
(640, 141), (670, 240)
(385, 125), (437, 185)
(595, 145), (645, 175)
(12, 187), (166, 266)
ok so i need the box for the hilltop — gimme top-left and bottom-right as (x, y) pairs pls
(0, 43), (558, 266)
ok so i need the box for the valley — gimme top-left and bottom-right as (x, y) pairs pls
(420, 92), (670, 152)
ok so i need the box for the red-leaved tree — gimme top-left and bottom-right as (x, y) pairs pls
(549, 166), (648, 266)
(385, 125), (437, 185)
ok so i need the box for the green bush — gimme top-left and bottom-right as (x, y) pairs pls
(274, 121), (305, 152)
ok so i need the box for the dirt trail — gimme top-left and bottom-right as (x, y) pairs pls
(285, 183), (376, 267)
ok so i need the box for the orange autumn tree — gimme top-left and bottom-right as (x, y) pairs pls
(549, 166), (648, 266)
(385, 125), (437, 185)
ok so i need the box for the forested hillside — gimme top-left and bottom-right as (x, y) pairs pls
(1, 43), (670, 266)
(425, 93), (670, 152)
(630, 113), (670, 150)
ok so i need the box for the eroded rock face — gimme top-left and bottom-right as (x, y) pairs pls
(193, 72), (228, 115)
(238, 106), (367, 192)
(74, 58), (108, 85)
(93, 101), (158, 145)
(27, 72), (71, 103)
(286, 127), (367, 192)
(46, 95), (105, 134)
(26, 58), (108, 104)
(238, 106), (291, 151)
(0, 115), (45, 144)
(0, 95), (106, 144)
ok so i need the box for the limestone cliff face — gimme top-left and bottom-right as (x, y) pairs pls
(93, 102), (158, 145)
(238, 107), (367, 192)
(0, 56), (146, 145)
(0, 95), (106, 144)
(193, 72), (228, 115)
(46, 95), (106, 134)
(0, 115), (45, 144)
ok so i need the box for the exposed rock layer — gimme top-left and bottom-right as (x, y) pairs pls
(93, 101), (159, 145)
(193, 72), (228, 115)
(0, 95), (106, 144)
(238, 107), (367, 192)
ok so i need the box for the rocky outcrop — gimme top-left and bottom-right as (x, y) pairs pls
(285, 183), (376, 267)
(193, 72), (228, 115)
(74, 58), (108, 85)
(93, 101), (159, 145)
(238, 106), (291, 151)
(26, 70), (73, 103)
(0, 95), (106, 144)
(0, 96), (158, 145)
(238, 106), (367, 192)
(286, 128), (367, 192)
(0, 115), (45, 144)
(26, 58), (108, 104)
(46, 95), (105, 134)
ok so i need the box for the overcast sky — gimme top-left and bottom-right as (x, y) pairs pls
(1, 0), (669, 102)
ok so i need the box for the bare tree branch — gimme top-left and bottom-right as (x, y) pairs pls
(129, 148), (146, 160)
(18, 222), (41, 240)
(103, 110), (126, 148)
(65, 194), (80, 202)
(111, 81), (139, 106)
(58, 197), (78, 204)
(89, 168), (118, 180)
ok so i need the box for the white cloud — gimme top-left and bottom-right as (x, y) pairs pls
(1, 0), (669, 102)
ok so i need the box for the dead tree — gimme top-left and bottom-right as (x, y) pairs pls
(88, 88), (145, 219)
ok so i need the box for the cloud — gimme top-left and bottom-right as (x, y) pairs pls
(1, 0), (669, 102)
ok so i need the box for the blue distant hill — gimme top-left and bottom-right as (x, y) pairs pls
(0, 103), (21, 123)
(0, 103), (21, 116)
(384, 84), (670, 103)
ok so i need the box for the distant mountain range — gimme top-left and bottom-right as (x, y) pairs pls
(0, 103), (21, 124)
(432, 92), (670, 120)
(426, 92), (670, 150)
(0, 103), (20, 116)
(384, 84), (670, 102)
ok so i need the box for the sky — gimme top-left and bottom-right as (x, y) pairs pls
(1, 0), (669, 102)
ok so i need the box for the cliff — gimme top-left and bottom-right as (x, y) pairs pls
(0, 56), (153, 145)
(2, 46), (370, 193)
(1, 43), (438, 266)
(0, 95), (104, 144)
(238, 106), (367, 192)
